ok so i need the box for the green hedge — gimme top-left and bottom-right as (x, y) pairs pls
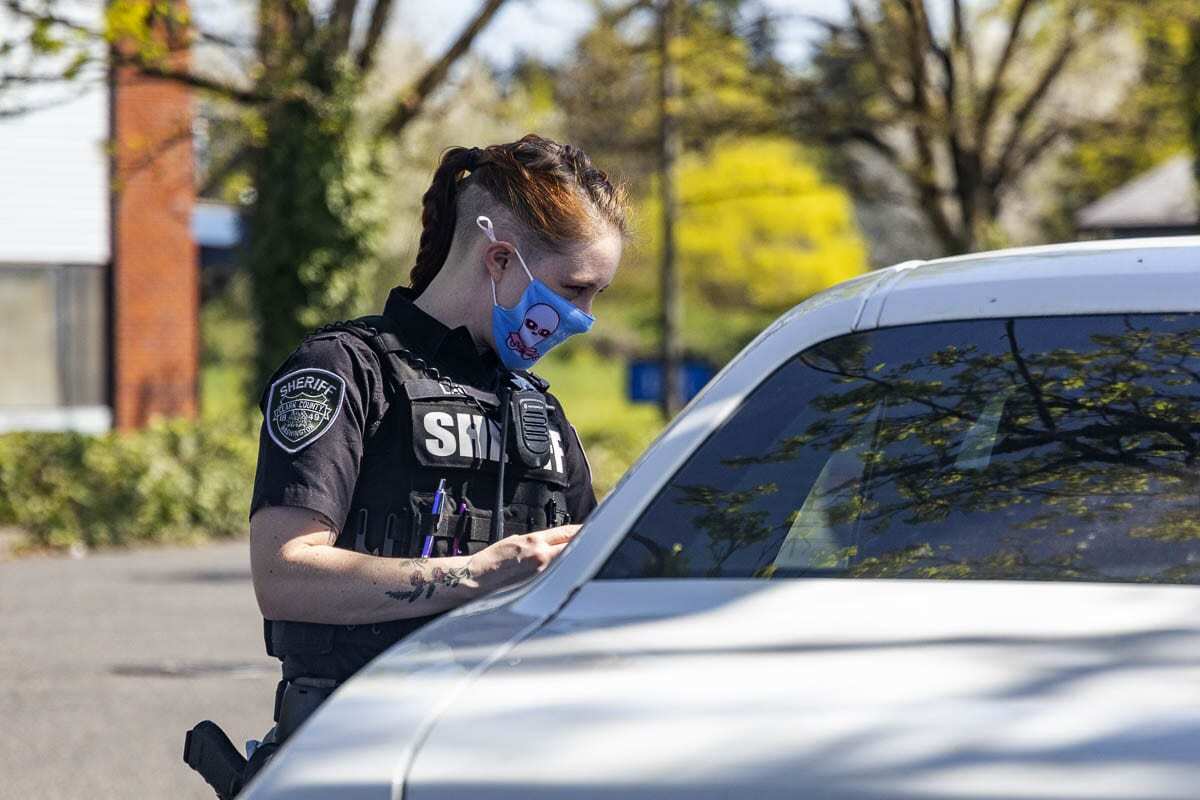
(0, 339), (665, 551)
(0, 417), (258, 551)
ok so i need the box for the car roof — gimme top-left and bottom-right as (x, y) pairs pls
(857, 235), (1200, 331)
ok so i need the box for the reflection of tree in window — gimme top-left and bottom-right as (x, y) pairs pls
(598, 314), (1200, 584)
(768, 401), (882, 576)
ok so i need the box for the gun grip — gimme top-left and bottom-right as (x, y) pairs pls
(184, 720), (247, 800)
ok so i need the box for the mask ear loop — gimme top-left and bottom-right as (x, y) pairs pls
(477, 215), (535, 307)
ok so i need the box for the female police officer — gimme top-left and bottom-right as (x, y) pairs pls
(232, 135), (627, 777)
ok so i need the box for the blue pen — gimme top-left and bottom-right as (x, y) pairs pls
(421, 478), (447, 557)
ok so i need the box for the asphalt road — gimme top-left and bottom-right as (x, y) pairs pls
(0, 541), (280, 800)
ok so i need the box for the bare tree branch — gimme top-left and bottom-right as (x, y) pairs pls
(598, 0), (655, 27)
(897, 0), (940, 120)
(198, 144), (254, 197)
(799, 0), (1117, 255)
(329, 0), (359, 57)
(950, 0), (976, 100)
(976, 0), (1034, 146)
(112, 53), (267, 104)
(356, 0), (394, 73)
(906, 0), (963, 159)
(908, 0), (982, 241)
(287, 0), (317, 50)
(987, 11), (1084, 192)
(377, 0), (507, 138)
(897, 154), (961, 251)
(848, 1), (911, 110)
(4, 0), (99, 36)
(192, 28), (254, 51)
(6, 0), (261, 103)
(990, 121), (1074, 210)
(824, 126), (900, 162)
(893, 0), (961, 251)
(0, 84), (93, 116)
(0, 71), (97, 84)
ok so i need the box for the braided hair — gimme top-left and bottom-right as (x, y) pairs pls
(409, 134), (628, 295)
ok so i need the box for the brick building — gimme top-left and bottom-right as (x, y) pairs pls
(0, 12), (198, 434)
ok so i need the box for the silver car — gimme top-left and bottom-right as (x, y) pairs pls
(245, 238), (1200, 800)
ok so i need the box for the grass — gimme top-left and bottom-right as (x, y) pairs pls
(200, 274), (257, 423)
(534, 346), (666, 497)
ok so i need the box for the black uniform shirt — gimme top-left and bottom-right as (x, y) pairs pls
(248, 286), (598, 534)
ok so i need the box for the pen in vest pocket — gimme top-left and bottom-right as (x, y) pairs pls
(421, 478), (447, 558)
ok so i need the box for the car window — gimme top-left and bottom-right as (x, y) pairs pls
(597, 314), (1200, 584)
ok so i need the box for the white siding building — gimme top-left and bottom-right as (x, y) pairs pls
(0, 2), (200, 434)
(0, 5), (111, 432)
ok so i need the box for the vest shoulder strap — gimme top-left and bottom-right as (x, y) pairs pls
(512, 368), (550, 393)
(308, 316), (554, 398)
(307, 315), (506, 421)
(306, 315), (416, 407)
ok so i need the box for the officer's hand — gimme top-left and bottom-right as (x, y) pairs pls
(469, 525), (580, 591)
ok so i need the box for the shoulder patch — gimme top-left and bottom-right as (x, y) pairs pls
(266, 367), (347, 453)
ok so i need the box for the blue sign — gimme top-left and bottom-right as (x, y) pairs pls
(191, 202), (243, 248)
(629, 359), (717, 404)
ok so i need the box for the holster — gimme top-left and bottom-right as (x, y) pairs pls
(273, 676), (338, 741)
(184, 677), (339, 799)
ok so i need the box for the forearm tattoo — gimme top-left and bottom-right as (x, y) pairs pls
(386, 562), (473, 604)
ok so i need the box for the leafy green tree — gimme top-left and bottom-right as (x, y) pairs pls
(629, 136), (869, 361)
(1043, 4), (1199, 240)
(555, 0), (784, 183)
(538, 2), (853, 366)
(4, 0), (511, 391)
(794, 0), (1137, 255)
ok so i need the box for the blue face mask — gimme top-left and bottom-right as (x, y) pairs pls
(477, 215), (595, 371)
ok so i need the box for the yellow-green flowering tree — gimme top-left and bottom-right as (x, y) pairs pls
(615, 136), (869, 362)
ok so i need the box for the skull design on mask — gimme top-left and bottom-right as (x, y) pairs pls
(506, 303), (560, 361)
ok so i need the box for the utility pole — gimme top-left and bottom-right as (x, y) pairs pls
(1187, 18), (1200, 193)
(657, 0), (683, 419)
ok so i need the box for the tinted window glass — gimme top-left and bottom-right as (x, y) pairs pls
(598, 314), (1200, 584)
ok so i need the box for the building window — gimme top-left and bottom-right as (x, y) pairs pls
(0, 264), (107, 429)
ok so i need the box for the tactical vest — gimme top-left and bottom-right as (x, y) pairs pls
(266, 314), (573, 666)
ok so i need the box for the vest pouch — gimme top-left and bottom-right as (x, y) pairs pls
(448, 497), (537, 555)
(407, 490), (455, 558)
(405, 491), (569, 557)
(406, 384), (570, 489)
(342, 506), (417, 557)
(404, 492), (534, 556)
